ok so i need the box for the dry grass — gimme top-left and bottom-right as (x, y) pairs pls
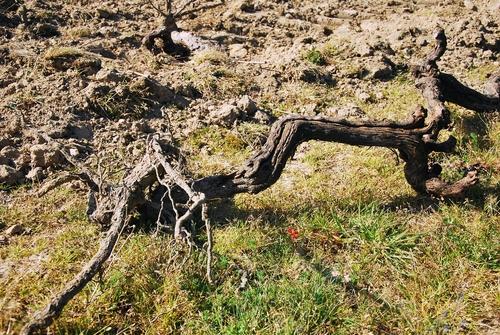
(2, 86), (498, 333)
(0, 2), (498, 333)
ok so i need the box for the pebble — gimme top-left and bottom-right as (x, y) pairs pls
(5, 224), (24, 236)
(229, 44), (248, 58)
(463, 0), (478, 11)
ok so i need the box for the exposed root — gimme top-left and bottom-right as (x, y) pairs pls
(23, 29), (498, 334)
(36, 172), (87, 197)
(202, 203), (213, 284)
(21, 154), (157, 334)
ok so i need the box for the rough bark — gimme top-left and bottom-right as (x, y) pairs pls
(21, 155), (160, 335)
(23, 29), (498, 334)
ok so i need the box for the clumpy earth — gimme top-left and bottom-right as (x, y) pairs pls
(0, 0), (499, 334)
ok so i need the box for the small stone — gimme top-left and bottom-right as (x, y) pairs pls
(5, 224), (24, 236)
(69, 148), (79, 157)
(463, 0), (477, 11)
(95, 68), (124, 83)
(301, 103), (318, 115)
(355, 89), (372, 103)
(482, 50), (493, 60)
(356, 42), (374, 57)
(0, 165), (23, 185)
(30, 144), (64, 168)
(237, 95), (257, 115)
(484, 75), (499, 97)
(212, 104), (242, 127)
(368, 60), (394, 80)
(84, 82), (111, 98)
(4, 118), (22, 136)
(229, 44), (248, 58)
(26, 167), (44, 181)
(0, 235), (8, 245)
(253, 110), (272, 124)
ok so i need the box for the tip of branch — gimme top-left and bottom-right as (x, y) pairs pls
(424, 136), (457, 153)
(425, 27), (447, 66)
(433, 27), (445, 40)
(412, 105), (427, 123)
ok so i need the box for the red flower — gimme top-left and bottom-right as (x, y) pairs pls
(287, 227), (299, 240)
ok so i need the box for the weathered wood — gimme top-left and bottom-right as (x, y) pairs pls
(190, 110), (475, 199)
(23, 29), (497, 334)
(21, 155), (160, 334)
(142, 0), (223, 56)
(439, 73), (499, 113)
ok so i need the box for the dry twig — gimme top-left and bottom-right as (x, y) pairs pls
(22, 29), (499, 334)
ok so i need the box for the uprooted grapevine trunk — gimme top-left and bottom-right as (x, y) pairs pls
(22, 29), (499, 334)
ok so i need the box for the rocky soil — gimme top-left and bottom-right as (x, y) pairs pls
(0, 0), (498, 216)
(0, 0), (499, 333)
(1, 0), (499, 189)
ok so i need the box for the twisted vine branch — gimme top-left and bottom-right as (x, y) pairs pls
(22, 29), (498, 334)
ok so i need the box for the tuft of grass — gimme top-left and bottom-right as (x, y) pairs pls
(303, 48), (326, 66)
(88, 87), (150, 120)
(44, 47), (85, 60)
(465, 64), (498, 83)
(66, 26), (94, 39)
(186, 126), (251, 176)
(185, 272), (350, 335)
(43, 47), (101, 75)
(184, 66), (250, 98)
(191, 50), (228, 66)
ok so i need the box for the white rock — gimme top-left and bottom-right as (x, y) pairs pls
(69, 148), (79, 157)
(229, 44), (248, 58)
(463, 0), (477, 10)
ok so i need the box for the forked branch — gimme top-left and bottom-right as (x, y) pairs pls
(22, 29), (498, 334)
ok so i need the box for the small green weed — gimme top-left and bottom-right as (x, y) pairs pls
(304, 48), (326, 66)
